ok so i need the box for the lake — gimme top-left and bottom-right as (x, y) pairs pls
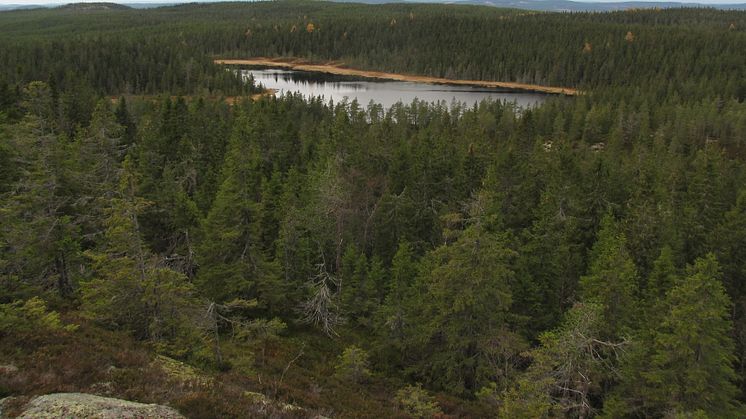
(242, 68), (548, 109)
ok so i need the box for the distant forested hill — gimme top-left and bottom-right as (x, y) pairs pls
(340, 0), (746, 12)
(469, 0), (746, 11)
(2, 2), (746, 417)
(3, 0), (746, 12)
(0, 1), (744, 99)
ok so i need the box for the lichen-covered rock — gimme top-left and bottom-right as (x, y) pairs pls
(16, 393), (184, 418)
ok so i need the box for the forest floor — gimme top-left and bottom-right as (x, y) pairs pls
(0, 316), (404, 418)
(0, 313), (491, 418)
(216, 57), (579, 96)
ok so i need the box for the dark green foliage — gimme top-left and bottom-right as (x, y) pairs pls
(408, 225), (516, 395)
(81, 155), (199, 354)
(340, 247), (380, 329)
(194, 113), (284, 310)
(606, 255), (743, 417)
(648, 255), (742, 416)
(580, 213), (639, 337)
(2, 2), (746, 416)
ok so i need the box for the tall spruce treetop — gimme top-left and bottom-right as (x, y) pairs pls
(713, 189), (746, 299)
(647, 254), (743, 417)
(412, 224), (515, 395)
(82, 154), (197, 350)
(2, 82), (79, 296)
(195, 113), (283, 311)
(580, 213), (639, 337)
(645, 245), (679, 309)
(373, 240), (418, 371)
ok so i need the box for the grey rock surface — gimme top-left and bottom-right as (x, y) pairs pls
(15, 393), (184, 419)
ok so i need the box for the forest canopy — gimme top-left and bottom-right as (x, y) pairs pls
(2, 1), (746, 417)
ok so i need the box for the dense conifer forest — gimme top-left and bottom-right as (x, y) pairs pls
(2, 1), (746, 417)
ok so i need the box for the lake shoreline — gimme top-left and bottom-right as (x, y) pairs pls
(216, 58), (579, 96)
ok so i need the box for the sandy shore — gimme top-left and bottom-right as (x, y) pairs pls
(217, 57), (579, 96)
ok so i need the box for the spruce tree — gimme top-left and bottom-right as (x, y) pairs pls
(412, 225), (515, 395)
(195, 115), (283, 311)
(646, 254), (742, 417)
(580, 213), (639, 337)
(81, 155), (196, 351)
(374, 241), (418, 370)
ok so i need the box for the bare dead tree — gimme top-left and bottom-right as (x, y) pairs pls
(546, 303), (627, 418)
(300, 258), (343, 337)
(198, 298), (281, 366)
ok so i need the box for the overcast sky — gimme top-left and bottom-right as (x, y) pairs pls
(1, 0), (745, 6)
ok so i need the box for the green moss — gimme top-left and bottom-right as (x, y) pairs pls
(152, 355), (210, 385)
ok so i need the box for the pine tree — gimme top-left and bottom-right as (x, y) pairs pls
(712, 189), (746, 299)
(513, 142), (587, 336)
(712, 190), (746, 395)
(683, 146), (727, 261)
(645, 245), (679, 307)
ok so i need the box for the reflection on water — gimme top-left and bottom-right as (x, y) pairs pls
(243, 68), (547, 109)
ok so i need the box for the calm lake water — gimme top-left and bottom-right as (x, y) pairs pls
(243, 68), (548, 109)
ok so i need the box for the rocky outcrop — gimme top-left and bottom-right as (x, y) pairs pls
(14, 393), (184, 418)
